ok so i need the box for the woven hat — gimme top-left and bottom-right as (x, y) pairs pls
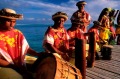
(93, 21), (101, 26)
(0, 8), (23, 20)
(76, 1), (87, 6)
(52, 11), (68, 21)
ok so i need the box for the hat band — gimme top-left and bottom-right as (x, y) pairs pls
(0, 11), (22, 19)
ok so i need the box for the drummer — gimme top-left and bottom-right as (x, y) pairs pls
(67, 18), (88, 64)
(88, 21), (101, 59)
(67, 18), (87, 55)
(0, 8), (41, 79)
(43, 11), (70, 61)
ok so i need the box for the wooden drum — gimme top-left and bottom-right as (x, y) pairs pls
(101, 45), (113, 60)
(33, 53), (82, 79)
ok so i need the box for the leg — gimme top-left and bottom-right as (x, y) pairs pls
(0, 67), (23, 79)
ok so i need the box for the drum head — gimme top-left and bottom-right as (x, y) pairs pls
(103, 45), (113, 49)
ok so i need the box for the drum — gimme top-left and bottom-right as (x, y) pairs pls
(101, 45), (113, 60)
(33, 53), (82, 79)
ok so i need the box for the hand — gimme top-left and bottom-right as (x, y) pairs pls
(61, 53), (70, 61)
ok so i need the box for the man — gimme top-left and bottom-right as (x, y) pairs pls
(0, 8), (40, 79)
(43, 11), (70, 61)
(71, 1), (91, 32)
(88, 21), (101, 43)
(88, 21), (101, 60)
(67, 18), (87, 64)
(67, 18), (86, 51)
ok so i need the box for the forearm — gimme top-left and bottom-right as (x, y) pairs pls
(0, 58), (31, 79)
(0, 59), (20, 72)
(0, 58), (10, 67)
(52, 46), (64, 55)
(114, 10), (119, 17)
(27, 48), (40, 57)
(45, 43), (64, 55)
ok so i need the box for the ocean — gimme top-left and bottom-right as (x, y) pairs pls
(15, 24), (93, 52)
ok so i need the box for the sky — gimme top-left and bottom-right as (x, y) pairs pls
(0, 0), (120, 24)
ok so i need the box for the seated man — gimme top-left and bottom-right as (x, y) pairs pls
(0, 8), (40, 79)
(67, 18), (88, 64)
(88, 21), (101, 59)
(67, 18), (86, 53)
(43, 11), (70, 61)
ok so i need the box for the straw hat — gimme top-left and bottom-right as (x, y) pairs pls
(52, 11), (68, 21)
(76, 1), (87, 6)
(0, 8), (23, 20)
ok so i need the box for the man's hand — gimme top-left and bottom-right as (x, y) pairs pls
(61, 53), (70, 61)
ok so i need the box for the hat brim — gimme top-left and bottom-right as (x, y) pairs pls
(52, 15), (68, 21)
(76, 2), (87, 6)
(0, 15), (23, 20)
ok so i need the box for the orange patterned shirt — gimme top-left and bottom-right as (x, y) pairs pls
(43, 27), (69, 53)
(0, 29), (29, 66)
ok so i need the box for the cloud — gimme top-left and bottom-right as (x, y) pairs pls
(20, 0), (120, 22)
(25, 18), (35, 20)
(85, 0), (120, 21)
(22, 0), (76, 16)
(0, 0), (120, 24)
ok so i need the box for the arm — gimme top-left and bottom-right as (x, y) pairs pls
(113, 10), (119, 18)
(44, 43), (64, 55)
(0, 58), (24, 73)
(27, 48), (40, 57)
(0, 54), (15, 67)
(84, 12), (91, 25)
(0, 58), (10, 67)
(44, 43), (69, 61)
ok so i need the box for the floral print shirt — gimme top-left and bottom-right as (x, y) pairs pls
(71, 10), (91, 32)
(43, 26), (69, 53)
(0, 29), (29, 66)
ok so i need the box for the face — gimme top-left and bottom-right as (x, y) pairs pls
(105, 11), (109, 16)
(1, 19), (16, 30)
(54, 17), (65, 28)
(78, 4), (85, 11)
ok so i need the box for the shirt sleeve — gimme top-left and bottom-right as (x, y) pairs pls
(44, 34), (54, 45)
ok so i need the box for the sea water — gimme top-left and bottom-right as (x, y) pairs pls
(15, 24), (92, 52)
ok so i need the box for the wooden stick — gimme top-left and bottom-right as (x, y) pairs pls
(87, 32), (96, 67)
(75, 38), (86, 79)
